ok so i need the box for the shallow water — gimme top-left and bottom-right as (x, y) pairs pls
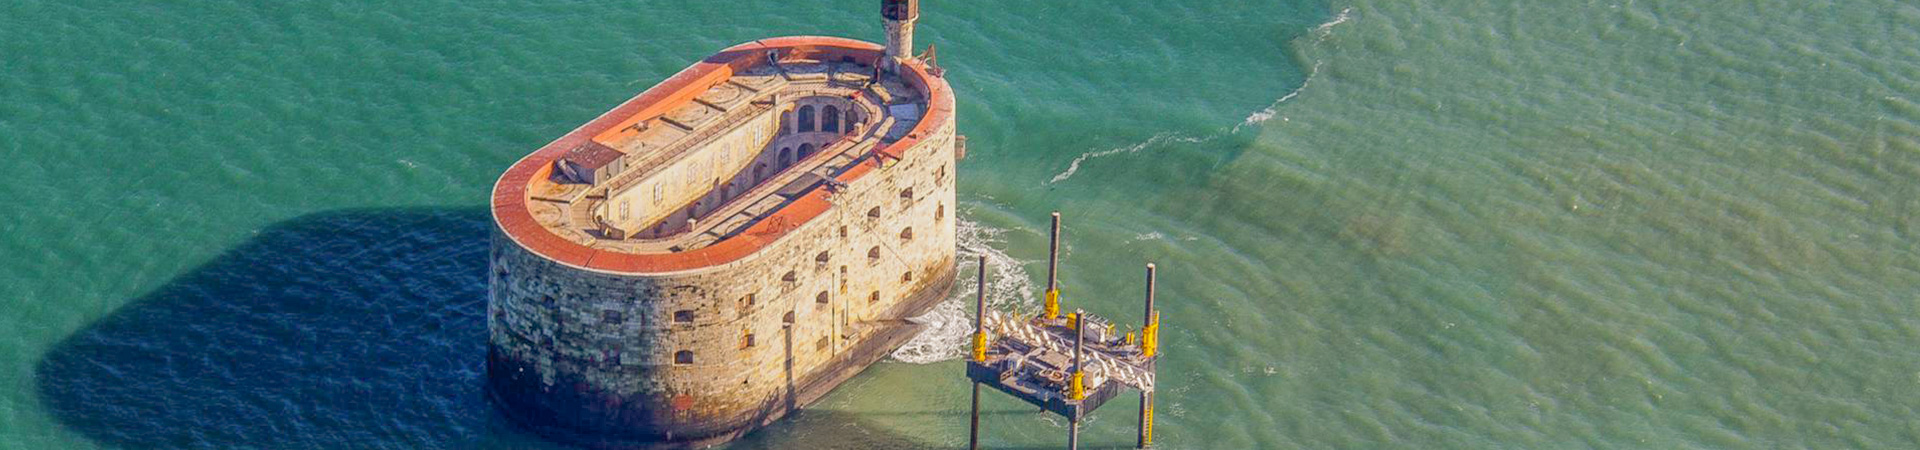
(3, 0), (1918, 448)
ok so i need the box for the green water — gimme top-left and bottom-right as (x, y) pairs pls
(4, 0), (1918, 448)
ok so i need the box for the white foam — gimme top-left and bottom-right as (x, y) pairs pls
(891, 217), (1039, 363)
(1047, 133), (1209, 185)
(1051, 8), (1356, 184)
(1232, 8), (1353, 133)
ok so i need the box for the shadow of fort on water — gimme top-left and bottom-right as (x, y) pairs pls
(35, 208), (1035, 449)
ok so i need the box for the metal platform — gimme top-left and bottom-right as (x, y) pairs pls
(964, 212), (1163, 449)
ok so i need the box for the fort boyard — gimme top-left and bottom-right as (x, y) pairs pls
(486, 1), (959, 447)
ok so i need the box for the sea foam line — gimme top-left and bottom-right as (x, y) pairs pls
(1049, 8), (1355, 184)
(891, 217), (1039, 363)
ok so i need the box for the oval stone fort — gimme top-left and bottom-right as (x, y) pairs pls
(486, 2), (958, 447)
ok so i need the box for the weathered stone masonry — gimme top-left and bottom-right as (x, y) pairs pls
(487, 30), (957, 449)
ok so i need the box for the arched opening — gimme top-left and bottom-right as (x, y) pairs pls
(901, 271), (913, 283)
(823, 105), (840, 133)
(780, 111), (793, 135)
(674, 350), (694, 365)
(799, 143), (815, 160)
(783, 311), (795, 324)
(797, 105), (815, 132)
(846, 109), (859, 133)
(753, 163), (766, 183)
(867, 207), (881, 219)
(868, 290), (881, 305)
(816, 291), (830, 304)
(900, 227), (914, 241)
(816, 251), (830, 265)
(779, 147), (793, 168)
(782, 271), (798, 283)
(867, 246), (881, 263)
(900, 187), (913, 201)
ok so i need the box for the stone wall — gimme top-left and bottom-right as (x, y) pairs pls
(487, 114), (957, 447)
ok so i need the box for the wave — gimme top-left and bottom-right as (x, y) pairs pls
(1049, 8), (1356, 184)
(891, 216), (1039, 363)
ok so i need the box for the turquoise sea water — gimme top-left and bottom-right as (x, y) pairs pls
(4, 0), (1918, 448)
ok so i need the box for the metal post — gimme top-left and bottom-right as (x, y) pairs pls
(1045, 212), (1061, 320)
(970, 254), (987, 450)
(1069, 416), (1080, 450)
(1139, 263), (1156, 448)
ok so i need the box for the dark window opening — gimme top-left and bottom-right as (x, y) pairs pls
(798, 105), (816, 132)
(823, 105), (840, 133)
(867, 207), (882, 219)
(799, 143), (815, 160)
(900, 227), (914, 241)
(868, 290), (881, 304)
(675, 350), (694, 365)
(867, 246), (881, 263)
(936, 204), (944, 221)
(674, 310), (695, 323)
(783, 271), (798, 283)
(816, 251), (830, 265)
(816, 291), (830, 304)
(604, 310), (624, 325)
(901, 271), (913, 283)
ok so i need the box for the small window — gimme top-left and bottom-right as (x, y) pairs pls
(674, 310), (694, 323)
(783, 311), (795, 323)
(816, 291), (830, 304)
(900, 187), (914, 201)
(868, 290), (881, 304)
(816, 336), (830, 351)
(816, 251), (830, 265)
(839, 266), (849, 293)
(783, 270), (798, 283)
(901, 271), (913, 283)
(675, 350), (694, 365)
(936, 204), (944, 221)
(541, 296), (556, 307)
(867, 207), (882, 219)
(868, 246), (881, 263)
(900, 227), (913, 241)
(604, 310), (624, 325)
(798, 105), (816, 132)
(742, 332), (756, 349)
(838, 225), (848, 238)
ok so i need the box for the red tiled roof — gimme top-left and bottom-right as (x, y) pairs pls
(490, 36), (956, 275)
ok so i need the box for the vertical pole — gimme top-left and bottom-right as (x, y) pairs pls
(1069, 416), (1080, 450)
(970, 254), (986, 450)
(1045, 212), (1062, 320)
(1070, 307), (1085, 450)
(1139, 263), (1157, 448)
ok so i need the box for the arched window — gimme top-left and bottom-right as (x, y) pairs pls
(799, 143), (815, 160)
(753, 163), (766, 183)
(868, 246), (881, 263)
(846, 109), (859, 132)
(899, 188), (913, 207)
(900, 227), (914, 241)
(783, 271), (798, 283)
(867, 207), (882, 219)
(780, 111), (793, 135)
(816, 251), (830, 265)
(868, 290), (881, 304)
(823, 105), (840, 132)
(675, 350), (694, 365)
(783, 311), (795, 324)
(901, 271), (913, 283)
(779, 147), (793, 168)
(816, 291), (830, 304)
(674, 310), (695, 323)
(797, 105), (815, 132)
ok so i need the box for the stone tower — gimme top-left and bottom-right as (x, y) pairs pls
(882, 0), (918, 73)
